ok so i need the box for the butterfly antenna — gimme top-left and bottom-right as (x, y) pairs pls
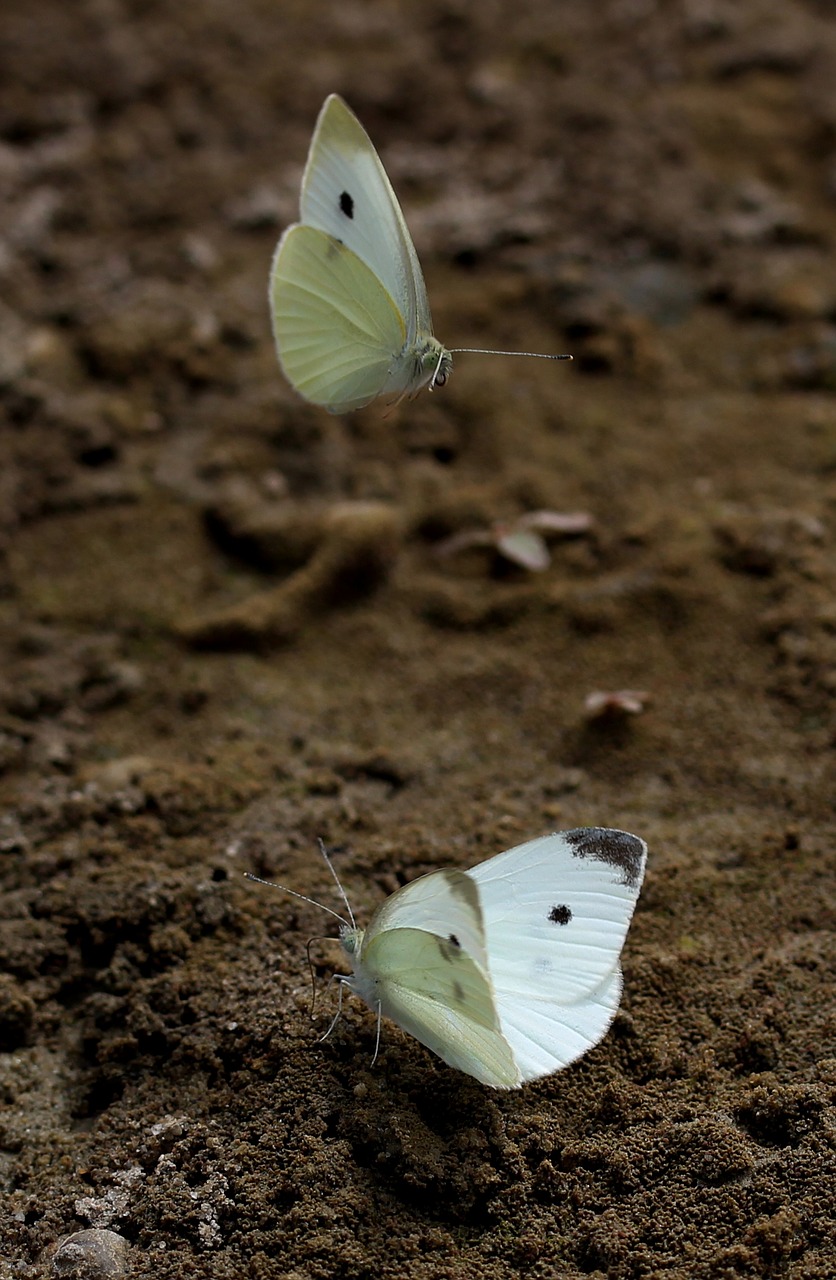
(317, 838), (356, 929)
(243, 872), (351, 929)
(449, 348), (573, 361)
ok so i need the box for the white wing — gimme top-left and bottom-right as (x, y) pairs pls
(299, 94), (432, 344)
(467, 827), (647, 1083)
(490, 969), (623, 1082)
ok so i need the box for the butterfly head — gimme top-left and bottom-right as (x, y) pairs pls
(408, 336), (452, 393)
(339, 924), (365, 960)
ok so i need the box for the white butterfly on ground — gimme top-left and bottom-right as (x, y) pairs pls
(270, 94), (571, 413)
(249, 826), (647, 1088)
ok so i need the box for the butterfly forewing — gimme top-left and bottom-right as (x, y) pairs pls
(467, 828), (647, 1005)
(299, 94), (432, 343)
(270, 224), (407, 412)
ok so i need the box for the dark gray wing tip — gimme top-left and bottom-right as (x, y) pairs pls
(563, 827), (648, 890)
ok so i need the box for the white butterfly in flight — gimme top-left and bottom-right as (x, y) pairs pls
(249, 826), (647, 1088)
(270, 94), (571, 413)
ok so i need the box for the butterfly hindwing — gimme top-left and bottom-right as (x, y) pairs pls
(361, 927), (520, 1087)
(270, 224), (406, 412)
(357, 870), (519, 1086)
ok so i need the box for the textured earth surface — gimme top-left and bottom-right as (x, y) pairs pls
(1, 1), (834, 1277)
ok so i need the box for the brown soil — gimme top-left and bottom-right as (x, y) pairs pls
(1, 2), (834, 1277)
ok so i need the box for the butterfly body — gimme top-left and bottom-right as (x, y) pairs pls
(337, 827), (648, 1089)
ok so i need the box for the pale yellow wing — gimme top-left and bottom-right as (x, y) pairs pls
(362, 926), (520, 1088)
(270, 223), (407, 413)
(366, 868), (491, 974)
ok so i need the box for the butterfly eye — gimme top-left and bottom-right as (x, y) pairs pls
(434, 371), (447, 387)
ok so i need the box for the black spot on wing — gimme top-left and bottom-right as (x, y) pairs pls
(437, 935), (465, 964)
(339, 190), (354, 218)
(549, 904), (572, 925)
(564, 827), (646, 889)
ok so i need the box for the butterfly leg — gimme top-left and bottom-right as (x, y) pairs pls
(306, 940), (352, 1020)
(317, 975), (348, 1043)
(370, 1001), (383, 1067)
(429, 348), (448, 390)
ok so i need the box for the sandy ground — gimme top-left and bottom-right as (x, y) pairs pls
(1, 1), (834, 1277)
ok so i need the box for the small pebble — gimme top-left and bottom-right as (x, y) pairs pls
(52, 1229), (130, 1278)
